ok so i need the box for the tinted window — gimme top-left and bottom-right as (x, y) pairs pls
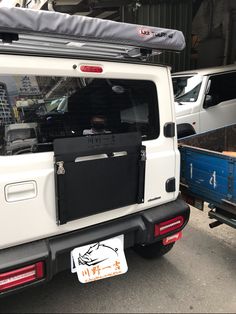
(7, 128), (36, 142)
(208, 72), (236, 106)
(0, 76), (159, 155)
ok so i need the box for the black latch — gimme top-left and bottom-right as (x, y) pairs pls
(164, 122), (175, 138)
(166, 177), (176, 192)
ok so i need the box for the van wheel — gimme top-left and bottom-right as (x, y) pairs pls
(133, 241), (175, 259)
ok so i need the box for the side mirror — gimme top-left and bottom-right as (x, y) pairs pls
(203, 94), (214, 109)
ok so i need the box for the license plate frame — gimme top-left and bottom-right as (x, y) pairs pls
(71, 235), (128, 283)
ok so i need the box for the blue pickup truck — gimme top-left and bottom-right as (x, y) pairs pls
(179, 124), (236, 229)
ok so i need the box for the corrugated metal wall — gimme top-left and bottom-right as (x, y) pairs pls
(121, 0), (192, 72)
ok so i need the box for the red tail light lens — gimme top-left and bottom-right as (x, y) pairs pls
(80, 65), (103, 73)
(0, 262), (44, 292)
(154, 216), (184, 237)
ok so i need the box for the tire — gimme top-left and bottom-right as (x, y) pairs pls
(133, 241), (175, 259)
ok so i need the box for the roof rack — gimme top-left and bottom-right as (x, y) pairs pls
(0, 7), (185, 60)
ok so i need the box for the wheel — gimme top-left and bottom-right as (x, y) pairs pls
(133, 241), (175, 259)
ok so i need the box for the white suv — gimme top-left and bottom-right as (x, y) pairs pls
(172, 64), (236, 138)
(0, 7), (189, 296)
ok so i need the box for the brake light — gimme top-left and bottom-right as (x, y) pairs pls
(80, 65), (103, 73)
(154, 216), (184, 237)
(0, 262), (44, 292)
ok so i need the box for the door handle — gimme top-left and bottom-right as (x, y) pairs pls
(5, 181), (37, 202)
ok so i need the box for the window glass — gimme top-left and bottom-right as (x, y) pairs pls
(172, 75), (202, 102)
(208, 72), (236, 106)
(0, 76), (159, 155)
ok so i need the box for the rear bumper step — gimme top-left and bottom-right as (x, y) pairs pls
(0, 197), (189, 297)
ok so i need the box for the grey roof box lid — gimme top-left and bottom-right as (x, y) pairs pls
(0, 7), (185, 52)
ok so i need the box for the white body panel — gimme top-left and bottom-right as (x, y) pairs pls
(0, 55), (179, 249)
(199, 98), (236, 132)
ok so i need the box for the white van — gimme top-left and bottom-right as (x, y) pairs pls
(172, 64), (236, 137)
(0, 7), (189, 296)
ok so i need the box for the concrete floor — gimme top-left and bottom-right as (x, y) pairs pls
(0, 207), (235, 313)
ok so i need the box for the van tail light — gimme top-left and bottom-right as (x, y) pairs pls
(163, 231), (182, 245)
(80, 65), (103, 73)
(0, 262), (44, 292)
(154, 216), (184, 237)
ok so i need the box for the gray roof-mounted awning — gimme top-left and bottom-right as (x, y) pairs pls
(0, 7), (185, 60)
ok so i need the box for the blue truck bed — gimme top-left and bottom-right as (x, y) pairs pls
(179, 124), (236, 228)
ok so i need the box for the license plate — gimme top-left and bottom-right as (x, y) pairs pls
(71, 235), (128, 283)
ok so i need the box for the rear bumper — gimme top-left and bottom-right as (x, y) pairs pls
(0, 197), (189, 297)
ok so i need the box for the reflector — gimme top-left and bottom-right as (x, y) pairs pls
(163, 231), (182, 245)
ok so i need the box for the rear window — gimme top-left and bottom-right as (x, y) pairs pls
(0, 76), (159, 155)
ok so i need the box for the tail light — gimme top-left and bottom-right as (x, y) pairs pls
(80, 65), (103, 73)
(154, 216), (184, 237)
(0, 262), (44, 292)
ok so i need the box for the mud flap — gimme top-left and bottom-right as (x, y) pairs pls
(54, 132), (145, 224)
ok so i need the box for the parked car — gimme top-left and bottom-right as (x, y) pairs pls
(172, 64), (236, 138)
